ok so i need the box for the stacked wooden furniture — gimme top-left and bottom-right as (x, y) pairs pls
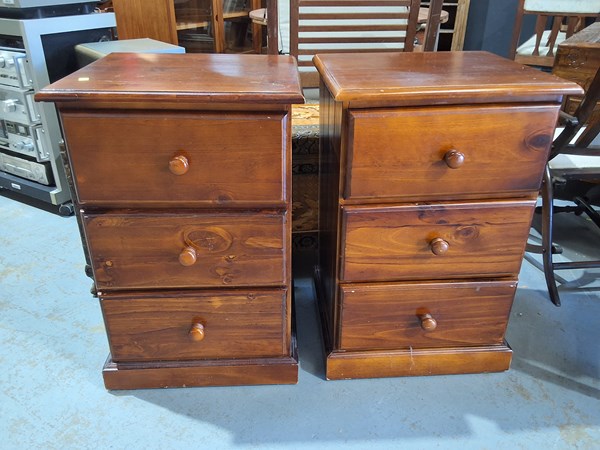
(313, 51), (582, 380)
(508, 0), (600, 68)
(553, 22), (600, 117)
(36, 53), (304, 389)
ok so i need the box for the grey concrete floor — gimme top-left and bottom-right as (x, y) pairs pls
(1, 192), (599, 450)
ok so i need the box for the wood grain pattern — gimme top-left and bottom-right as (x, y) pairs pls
(338, 280), (516, 351)
(61, 111), (286, 207)
(113, 0), (178, 45)
(101, 289), (287, 362)
(553, 22), (600, 115)
(326, 344), (512, 380)
(341, 200), (535, 282)
(103, 352), (299, 389)
(312, 51), (584, 107)
(84, 211), (286, 290)
(41, 54), (301, 389)
(346, 104), (559, 200)
(35, 53), (305, 106)
(313, 52), (582, 380)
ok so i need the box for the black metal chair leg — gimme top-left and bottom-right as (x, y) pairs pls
(574, 196), (600, 227)
(541, 166), (562, 306)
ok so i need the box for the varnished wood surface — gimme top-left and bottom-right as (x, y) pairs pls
(341, 200), (535, 282)
(84, 211), (287, 290)
(313, 51), (570, 380)
(51, 54), (298, 389)
(345, 104), (559, 200)
(101, 289), (287, 362)
(113, 0), (178, 45)
(338, 280), (516, 351)
(325, 344), (512, 380)
(313, 51), (584, 107)
(318, 81), (344, 345)
(61, 111), (287, 207)
(553, 22), (600, 109)
(103, 350), (298, 389)
(35, 53), (304, 105)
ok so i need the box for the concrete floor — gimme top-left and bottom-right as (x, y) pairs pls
(1, 192), (599, 450)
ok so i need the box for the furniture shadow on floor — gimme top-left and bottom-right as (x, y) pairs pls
(506, 284), (600, 400)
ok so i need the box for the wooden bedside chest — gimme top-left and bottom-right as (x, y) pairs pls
(36, 53), (304, 389)
(312, 51), (583, 380)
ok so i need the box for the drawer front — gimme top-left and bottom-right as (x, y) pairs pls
(61, 111), (287, 206)
(339, 281), (516, 351)
(346, 104), (558, 201)
(341, 200), (535, 282)
(101, 289), (288, 362)
(84, 212), (286, 289)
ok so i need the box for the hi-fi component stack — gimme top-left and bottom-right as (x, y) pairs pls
(0, 1), (115, 214)
(0, 47), (53, 187)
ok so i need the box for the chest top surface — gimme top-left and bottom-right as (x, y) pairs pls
(36, 53), (304, 105)
(558, 21), (600, 50)
(313, 51), (583, 107)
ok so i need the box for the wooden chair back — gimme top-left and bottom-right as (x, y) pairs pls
(509, 0), (600, 67)
(290, 0), (424, 87)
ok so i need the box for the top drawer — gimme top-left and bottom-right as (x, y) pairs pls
(345, 104), (559, 201)
(61, 111), (287, 207)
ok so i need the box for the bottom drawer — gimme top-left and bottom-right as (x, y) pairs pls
(101, 289), (288, 362)
(339, 280), (516, 351)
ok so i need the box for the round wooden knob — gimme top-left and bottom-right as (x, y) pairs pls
(169, 155), (189, 175)
(179, 246), (197, 266)
(430, 237), (449, 255)
(444, 149), (465, 169)
(189, 322), (205, 341)
(419, 313), (437, 331)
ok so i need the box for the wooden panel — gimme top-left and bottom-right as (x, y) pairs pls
(113, 0), (178, 45)
(339, 280), (516, 351)
(346, 104), (559, 201)
(553, 22), (600, 115)
(62, 111), (286, 207)
(84, 211), (286, 289)
(101, 289), (287, 362)
(312, 52), (584, 106)
(317, 81), (344, 344)
(35, 53), (304, 105)
(103, 353), (298, 389)
(341, 200), (535, 282)
(326, 344), (512, 379)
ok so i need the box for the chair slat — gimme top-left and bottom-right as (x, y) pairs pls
(300, 12), (410, 20)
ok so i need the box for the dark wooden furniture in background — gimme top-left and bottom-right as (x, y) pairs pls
(313, 51), (582, 380)
(112, 0), (179, 45)
(508, 0), (600, 68)
(36, 53), (304, 389)
(112, 0), (278, 54)
(553, 22), (600, 116)
(420, 0), (470, 51)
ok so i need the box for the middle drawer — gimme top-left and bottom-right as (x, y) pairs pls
(83, 211), (287, 290)
(341, 199), (535, 282)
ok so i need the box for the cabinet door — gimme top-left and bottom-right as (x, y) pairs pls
(113, 0), (178, 44)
